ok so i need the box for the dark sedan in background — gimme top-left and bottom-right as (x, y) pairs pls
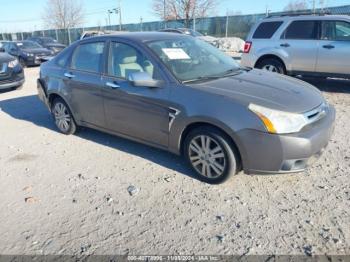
(0, 46), (25, 90)
(27, 37), (66, 55)
(2, 41), (53, 67)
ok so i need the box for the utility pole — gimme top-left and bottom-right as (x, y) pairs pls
(193, 0), (196, 31)
(140, 17), (143, 32)
(163, 0), (167, 29)
(118, 0), (122, 31)
(225, 10), (229, 38)
(110, 2), (122, 31)
(312, 0), (316, 14)
(108, 10), (112, 27)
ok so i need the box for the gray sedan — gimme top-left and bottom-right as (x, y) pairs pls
(37, 33), (335, 184)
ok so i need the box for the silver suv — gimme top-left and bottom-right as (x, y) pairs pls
(241, 15), (350, 78)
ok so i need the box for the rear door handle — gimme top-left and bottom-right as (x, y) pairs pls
(64, 72), (75, 79)
(106, 81), (120, 89)
(280, 43), (290, 47)
(323, 45), (335, 49)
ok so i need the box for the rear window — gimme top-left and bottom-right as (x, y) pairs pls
(71, 42), (105, 73)
(284, 20), (318, 40)
(253, 21), (283, 39)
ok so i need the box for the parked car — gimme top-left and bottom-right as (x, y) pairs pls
(26, 37), (66, 55)
(159, 28), (218, 46)
(80, 30), (126, 40)
(241, 14), (350, 79)
(2, 41), (53, 67)
(0, 47), (25, 90)
(37, 32), (335, 184)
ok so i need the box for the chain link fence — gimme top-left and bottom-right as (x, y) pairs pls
(1, 5), (349, 45)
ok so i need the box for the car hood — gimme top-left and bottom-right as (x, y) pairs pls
(0, 52), (15, 63)
(22, 48), (52, 54)
(45, 43), (66, 48)
(191, 69), (325, 113)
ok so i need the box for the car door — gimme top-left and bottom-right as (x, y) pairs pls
(279, 20), (319, 73)
(316, 20), (350, 75)
(101, 41), (170, 147)
(64, 41), (106, 127)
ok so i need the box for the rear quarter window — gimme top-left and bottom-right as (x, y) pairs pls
(283, 20), (318, 40)
(253, 21), (283, 39)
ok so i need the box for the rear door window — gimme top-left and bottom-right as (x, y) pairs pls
(284, 20), (318, 40)
(71, 42), (105, 73)
(253, 21), (283, 39)
(321, 21), (350, 41)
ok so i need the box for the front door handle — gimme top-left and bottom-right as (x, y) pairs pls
(106, 81), (120, 89)
(323, 44), (335, 49)
(280, 43), (290, 48)
(64, 72), (75, 79)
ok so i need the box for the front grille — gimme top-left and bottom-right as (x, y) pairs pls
(304, 103), (328, 125)
(0, 63), (8, 74)
(0, 79), (14, 85)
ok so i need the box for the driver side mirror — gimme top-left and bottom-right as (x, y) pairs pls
(128, 72), (164, 88)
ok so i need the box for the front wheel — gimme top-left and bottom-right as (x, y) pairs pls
(51, 98), (77, 135)
(184, 127), (239, 184)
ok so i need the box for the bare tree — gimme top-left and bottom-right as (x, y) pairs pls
(152, 0), (219, 27)
(284, 0), (309, 11)
(42, 0), (84, 29)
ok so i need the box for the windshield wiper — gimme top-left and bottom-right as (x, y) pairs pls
(183, 75), (221, 84)
(183, 68), (243, 84)
(220, 67), (242, 77)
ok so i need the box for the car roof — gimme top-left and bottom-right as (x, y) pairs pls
(262, 14), (350, 22)
(82, 32), (190, 43)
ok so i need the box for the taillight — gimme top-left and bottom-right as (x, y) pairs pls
(244, 41), (252, 53)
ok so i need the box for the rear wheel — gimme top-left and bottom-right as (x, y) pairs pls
(51, 98), (77, 135)
(256, 58), (286, 75)
(184, 127), (239, 184)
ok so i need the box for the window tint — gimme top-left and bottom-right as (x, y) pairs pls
(322, 21), (350, 41)
(284, 21), (318, 40)
(71, 42), (104, 73)
(253, 21), (283, 39)
(56, 49), (71, 67)
(108, 42), (157, 79)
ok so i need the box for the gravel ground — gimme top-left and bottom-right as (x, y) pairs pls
(0, 67), (349, 256)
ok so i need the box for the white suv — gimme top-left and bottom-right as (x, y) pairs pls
(241, 15), (350, 78)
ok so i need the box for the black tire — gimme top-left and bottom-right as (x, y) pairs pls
(19, 57), (26, 68)
(256, 58), (286, 75)
(184, 126), (239, 184)
(51, 98), (77, 135)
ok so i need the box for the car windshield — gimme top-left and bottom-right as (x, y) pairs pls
(147, 37), (239, 82)
(42, 37), (57, 44)
(17, 41), (42, 49)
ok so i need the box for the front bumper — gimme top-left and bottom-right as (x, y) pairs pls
(238, 105), (336, 174)
(0, 71), (25, 90)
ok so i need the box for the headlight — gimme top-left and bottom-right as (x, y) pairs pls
(24, 52), (34, 57)
(249, 103), (308, 134)
(8, 59), (19, 68)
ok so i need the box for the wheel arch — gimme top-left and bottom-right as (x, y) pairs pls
(47, 93), (80, 124)
(255, 54), (287, 72)
(179, 122), (243, 170)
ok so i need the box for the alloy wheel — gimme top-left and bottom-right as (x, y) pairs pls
(262, 64), (279, 73)
(53, 102), (71, 133)
(188, 135), (227, 179)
